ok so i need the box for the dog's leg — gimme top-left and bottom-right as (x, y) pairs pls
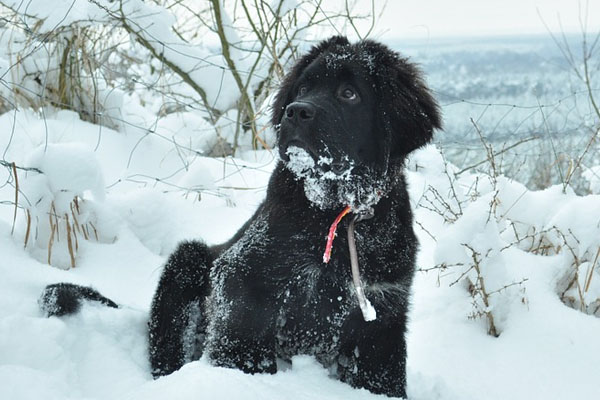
(204, 268), (277, 375)
(207, 327), (277, 375)
(148, 240), (212, 378)
(337, 305), (409, 398)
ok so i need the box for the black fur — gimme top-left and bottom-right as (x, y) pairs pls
(149, 36), (440, 397)
(39, 283), (118, 317)
(148, 240), (213, 376)
(40, 37), (441, 398)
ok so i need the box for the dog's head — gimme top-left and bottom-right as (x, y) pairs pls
(272, 36), (441, 210)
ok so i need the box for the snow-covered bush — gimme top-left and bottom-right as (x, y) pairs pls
(544, 197), (600, 316)
(0, 3), (128, 127)
(433, 193), (524, 337)
(410, 145), (600, 336)
(0, 0), (381, 268)
(15, 143), (115, 269)
(0, 0), (378, 155)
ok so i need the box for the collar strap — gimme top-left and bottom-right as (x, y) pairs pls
(322, 205), (377, 322)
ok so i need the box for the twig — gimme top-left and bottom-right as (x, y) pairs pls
(65, 213), (75, 268)
(11, 162), (18, 235)
(415, 220), (437, 242)
(0, 160), (43, 174)
(47, 205), (56, 265)
(24, 210), (31, 248)
(583, 246), (600, 293)
(564, 125), (600, 190)
(455, 136), (539, 176)
(463, 243), (498, 337)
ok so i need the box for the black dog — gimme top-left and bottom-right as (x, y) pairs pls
(40, 36), (440, 398)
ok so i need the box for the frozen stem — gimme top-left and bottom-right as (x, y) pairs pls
(463, 243), (499, 337)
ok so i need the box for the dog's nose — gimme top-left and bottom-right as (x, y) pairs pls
(285, 102), (316, 124)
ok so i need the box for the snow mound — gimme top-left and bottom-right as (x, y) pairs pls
(26, 142), (106, 203)
(14, 143), (112, 269)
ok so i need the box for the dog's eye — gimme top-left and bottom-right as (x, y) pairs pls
(298, 85), (307, 97)
(339, 86), (359, 102)
(342, 89), (355, 99)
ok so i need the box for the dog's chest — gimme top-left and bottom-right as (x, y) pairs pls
(272, 248), (354, 363)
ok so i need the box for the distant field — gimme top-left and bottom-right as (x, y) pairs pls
(394, 35), (591, 141)
(393, 34), (599, 192)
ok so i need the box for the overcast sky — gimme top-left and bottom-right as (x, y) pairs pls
(367, 0), (600, 39)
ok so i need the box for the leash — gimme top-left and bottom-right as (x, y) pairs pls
(323, 206), (377, 322)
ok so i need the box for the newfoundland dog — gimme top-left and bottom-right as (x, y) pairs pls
(40, 36), (441, 398)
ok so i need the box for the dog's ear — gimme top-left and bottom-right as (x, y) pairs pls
(362, 41), (442, 158)
(391, 57), (442, 155)
(271, 36), (351, 126)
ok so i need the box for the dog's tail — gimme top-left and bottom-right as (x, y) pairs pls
(39, 282), (119, 317)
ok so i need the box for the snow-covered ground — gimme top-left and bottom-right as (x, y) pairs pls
(1, 108), (599, 400)
(0, 2), (599, 398)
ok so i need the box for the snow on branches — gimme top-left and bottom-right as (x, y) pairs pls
(409, 145), (600, 336)
(13, 143), (114, 269)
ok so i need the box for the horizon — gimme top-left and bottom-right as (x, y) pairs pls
(362, 0), (600, 41)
